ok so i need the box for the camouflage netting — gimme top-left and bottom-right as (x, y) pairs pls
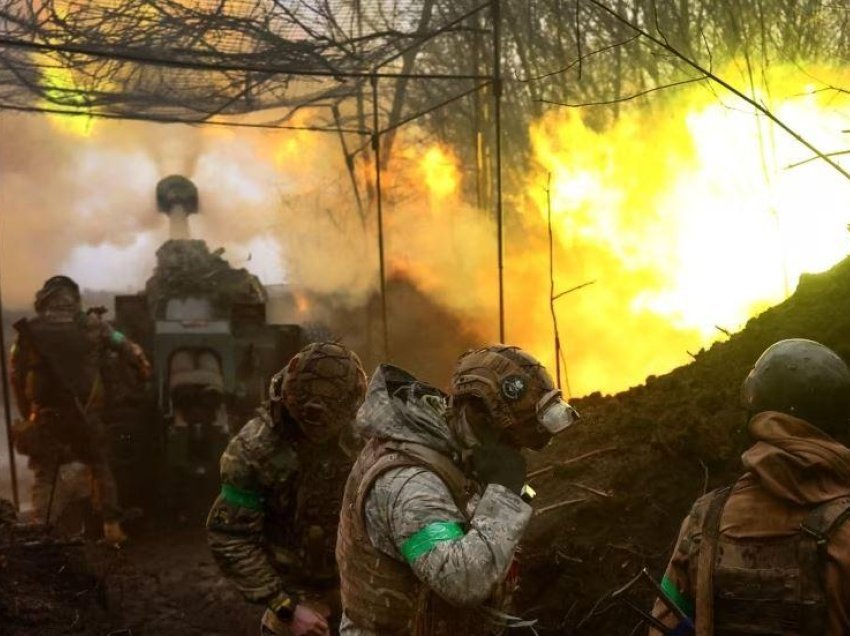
(517, 254), (850, 633)
(0, 0), (491, 130)
(145, 239), (267, 319)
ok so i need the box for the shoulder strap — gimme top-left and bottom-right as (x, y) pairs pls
(695, 486), (732, 636)
(353, 442), (419, 519)
(390, 441), (469, 508)
(797, 495), (850, 636)
(353, 440), (470, 525)
(801, 495), (850, 545)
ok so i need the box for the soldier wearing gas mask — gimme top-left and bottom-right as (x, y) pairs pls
(207, 342), (367, 636)
(336, 345), (579, 635)
(10, 275), (150, 544)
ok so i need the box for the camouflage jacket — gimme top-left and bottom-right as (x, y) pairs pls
(338, 366), (532, 636)
(207, 410), (354, 605)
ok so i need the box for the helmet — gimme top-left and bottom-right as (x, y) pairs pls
(450, 345), (579, 450)
(35, 275), (81, 313)
(269, 342), (367, 443)
(741, 339), (850, 430)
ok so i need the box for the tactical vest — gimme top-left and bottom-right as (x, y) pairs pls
(291, 439), (356, 584)
(691, 488), (850, 636)
(337, 437), (513, 636)
(21, 315), (102, 410)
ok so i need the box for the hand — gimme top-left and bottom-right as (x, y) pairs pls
(263, 604), (331, 636)
(289, 604), (330, 636)
(471, 442), (527, 495)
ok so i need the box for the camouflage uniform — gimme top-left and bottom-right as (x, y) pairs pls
(336, 365), (534, 636)
(207, 411), (353, 607)
(10, 282), (150, 525)
(207, 342), (366, 634)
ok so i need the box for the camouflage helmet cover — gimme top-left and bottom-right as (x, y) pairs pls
(270, 342), (367, 442)
(450, 344), (579, 450)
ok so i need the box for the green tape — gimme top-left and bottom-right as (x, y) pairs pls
(110, 330), (127, 345)
(221, 483), (265, 511)
(661, 574), (694, 619)
(401, 521), (464, 563)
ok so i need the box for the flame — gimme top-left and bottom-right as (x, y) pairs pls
(371, 64), (850, 397)
(513, 63), (850, 395)
(13, 53), (850, 400)
(294, 291), (311, 313)
(418, 145), (459, 200)
(35, 52), (95, 137)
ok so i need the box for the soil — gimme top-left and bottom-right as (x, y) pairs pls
(0, 509), (262, 636)
(516, 256), (850, 633)
(4, 255), (850, 635)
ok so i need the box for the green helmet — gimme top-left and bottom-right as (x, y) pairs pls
(741, 339), (850, 430)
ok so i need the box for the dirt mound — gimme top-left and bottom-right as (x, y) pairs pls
(518, 257), (850, 633)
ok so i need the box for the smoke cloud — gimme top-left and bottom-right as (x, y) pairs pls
(4, 62), (850, 400)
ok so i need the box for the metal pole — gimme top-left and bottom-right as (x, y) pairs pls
(0, 243), (20, 509)
(332, 104), (366, 225)
(546, 174), (562, 390)
(492, 0), (505, 342)
(371, 75), (390, 359)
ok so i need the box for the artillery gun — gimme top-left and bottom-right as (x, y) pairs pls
(103, 175), (315, 519)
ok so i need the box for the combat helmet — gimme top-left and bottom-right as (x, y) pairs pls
(450, 345), (579, 450)
(741, 338), (850, 432)
(269, 342), (367, 443)
(34, 275), (81, 313)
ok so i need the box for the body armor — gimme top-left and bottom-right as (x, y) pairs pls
(691, 488), (850, 636)
(337, 438), (511, 636)
(290, 439), (356, 584)
(20, 315), (103, 411)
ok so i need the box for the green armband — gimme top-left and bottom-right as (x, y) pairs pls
(110, 330), (127, 345)
(401, 521), (465, 563)
(221, 483), (265, 511)
(661, 574), (694, 618)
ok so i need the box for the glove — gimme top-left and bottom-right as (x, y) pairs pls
(471, 442), (527, 495)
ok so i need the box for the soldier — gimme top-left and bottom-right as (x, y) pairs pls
(206, 342), (367, 636)
(10, 275), (151, 543)
(650, 339), (850, 635)
(336, 344), (579, 635)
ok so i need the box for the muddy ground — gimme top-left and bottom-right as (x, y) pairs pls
(1, 510), (262, 636)
(4, 255), (850, 635)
